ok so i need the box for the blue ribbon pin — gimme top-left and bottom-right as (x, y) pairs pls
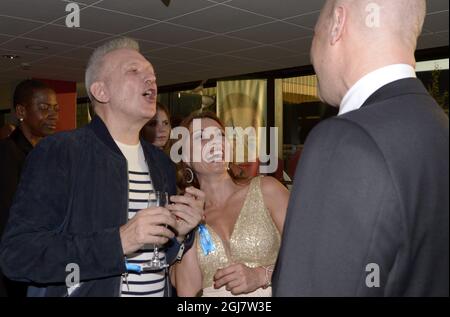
(198, 224), (216, 256)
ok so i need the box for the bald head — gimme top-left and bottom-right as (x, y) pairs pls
(311, 0), (426, 106)
(327, 0), (426, 49)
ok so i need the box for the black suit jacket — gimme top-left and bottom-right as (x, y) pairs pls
(0, 128), (33, 239)
(272, 78), (449, 296)
(0, 128), (32, 297)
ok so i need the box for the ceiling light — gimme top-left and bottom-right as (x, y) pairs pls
(25, 44), (48, 51)
(2, 54), (20, 60)
(161, 0), (171, 7)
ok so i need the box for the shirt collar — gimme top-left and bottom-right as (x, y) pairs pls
(339, 64), (417, 116)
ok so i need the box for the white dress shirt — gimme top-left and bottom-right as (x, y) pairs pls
(339, 64), (417, 116)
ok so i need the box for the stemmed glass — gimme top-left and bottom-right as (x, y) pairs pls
(143, 191), (170, 271)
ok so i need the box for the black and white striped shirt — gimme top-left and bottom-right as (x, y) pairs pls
(115, 141), (166, 297)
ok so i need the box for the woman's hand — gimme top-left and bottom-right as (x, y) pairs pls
(213, 263), (266, 295)
(167, 187), (205, 242)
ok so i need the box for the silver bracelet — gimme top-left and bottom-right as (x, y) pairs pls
(262, 265), (275, 289)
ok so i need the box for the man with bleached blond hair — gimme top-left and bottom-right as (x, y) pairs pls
(0, 38), (204, 297)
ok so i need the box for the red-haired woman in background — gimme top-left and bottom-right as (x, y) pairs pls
(141, 102), (172, 154)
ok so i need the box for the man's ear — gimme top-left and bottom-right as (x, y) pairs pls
(90, 81), (109, 104)
(15, 104), (26, 121)
(330, 6), (347, 46)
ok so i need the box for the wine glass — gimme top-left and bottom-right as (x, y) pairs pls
(143, 191), (170, 271)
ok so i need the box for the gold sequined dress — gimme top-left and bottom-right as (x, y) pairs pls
(196, 176), (281, 297)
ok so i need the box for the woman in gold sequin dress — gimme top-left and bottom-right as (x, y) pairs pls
(171, 112), (289, 297)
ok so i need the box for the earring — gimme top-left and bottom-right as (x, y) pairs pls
(185, 167), (194, 184)
(19, 118), (24, 122)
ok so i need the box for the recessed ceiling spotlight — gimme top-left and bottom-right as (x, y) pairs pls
(161, 0), (171, 7)
(25, 44), (48, 50)
(2, 54), (20, 60)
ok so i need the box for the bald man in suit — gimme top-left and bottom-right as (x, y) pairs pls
(273, 0), (449, 296)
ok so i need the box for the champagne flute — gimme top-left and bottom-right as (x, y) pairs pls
(143, 191), (170, 271)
